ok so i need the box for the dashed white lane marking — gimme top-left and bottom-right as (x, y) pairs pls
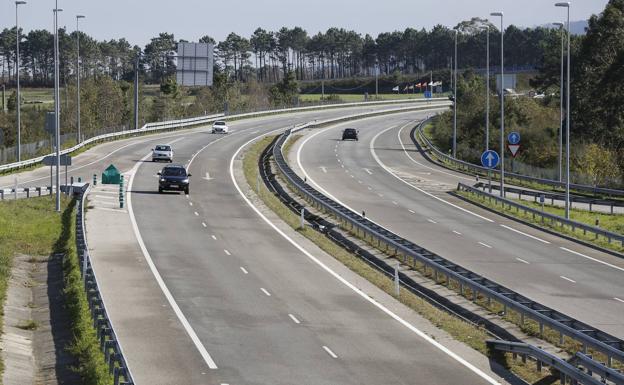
(516, 258), (530, 265)
(559, 247), (624, 273)
(224, 249), (231, 256)
(320, 166), (327, 173)
(371, 123), (495, 223)
(240, 267), (249, 274)
(260, 288), (271, 297)
(560, 276), (576, 283)
(341, 165), (345, 168)
(378, 193), (384, 197)
(364, 168), (373, 175)
(194, 211), (199, 216)
(358, 180), (363, 184)
(236, 122), (502, 385)
(427, 218), (437, 224)
(614, 297), (624, 304)
(322, 346), (338, 359)
(288, 314), (301, 324)
(392, 201), (398, 205)
(367, 186), (372, 190)
(202, 222), (207, 228)
(350, 175), (355, 178)
(478, 242), (493, 249)
(409, 209), (416, 214)
(500, 224), (550, 244)
(337, 159), (342, 163)
(211, 235), (217, 240)
(453, 231), (462, 236)
(185, 194), (189, 199)
(94, 195), (116, 200)
(189, 202), (193, 206)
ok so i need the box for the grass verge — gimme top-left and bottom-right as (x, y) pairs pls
(59, 198), (113, 384)
(243, 135), (560, 384)
(456, 190), (624, 253)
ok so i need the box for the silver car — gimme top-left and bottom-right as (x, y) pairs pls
(152, 144), (173, 162)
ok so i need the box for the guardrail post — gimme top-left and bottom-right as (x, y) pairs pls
(536, 359), (542, 373)
(300, 208), (305, 230)
(83, 248), (88, 282)
(25, 188), (30, 198)
(394, 262), (400, 296)
(119, 176), (125, 209)
(539, 322), (544, 338)
(0, 190), (3, 200)
(520, 312), (525, 325)
(37, 187), (41, 197)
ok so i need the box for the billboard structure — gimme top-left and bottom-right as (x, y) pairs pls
(176, 42), (214, 87)
(496, 74), (517, 94)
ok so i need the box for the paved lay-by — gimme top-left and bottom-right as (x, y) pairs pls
(293, 113), (624, 338)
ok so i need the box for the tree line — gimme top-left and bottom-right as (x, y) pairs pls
(1, 19), (562, 88)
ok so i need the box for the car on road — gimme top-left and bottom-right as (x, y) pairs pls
(158, 164), (191, 194)
(152, 144), (173, 162)
(212, 121), (229, 134)
(342, 128), (359, 141)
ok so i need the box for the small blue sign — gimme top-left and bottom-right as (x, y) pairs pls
(508, 132), (521, 145)
(481, 150), (500, 169)
(424, 91), (432, 99)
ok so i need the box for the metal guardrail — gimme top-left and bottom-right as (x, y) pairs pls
(487, 340), (620, 385)
(1, 97), (448, 174)
(76, 187), (134, 385)
(414, 119), (624, 198)
(458, 182), (624, 247)
(476, 183), (624, 214)
(572, 352), (624, 385)
(273, 121), (624, 368)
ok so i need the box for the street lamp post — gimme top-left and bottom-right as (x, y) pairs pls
(556, 2), (571, 219)
(453, 29), (458, 158)
(553, 22), (564, 184)
(15, 1), (27, 162)
(375, 60), (379, 98)
(490, 12), (505, 197)
(54, 4), (63, 212)
(76, 15), (85, 144)
(481, 25), (490, 152)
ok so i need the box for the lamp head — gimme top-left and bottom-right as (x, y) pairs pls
(77, 15), (85, 19)
(555, 2), (570, 7)
(490, 12), (503, 17)
(16, 1), (27, 5)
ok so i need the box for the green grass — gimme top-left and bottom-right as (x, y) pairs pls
(244, 136), (562, 384)
(16, 319), (38, 331)
(299, 93), (428, 103)
(457, 190), (624, 253)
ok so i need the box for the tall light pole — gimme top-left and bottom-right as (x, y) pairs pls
(375, 60), (379, 98)
(15, 1), (27, 162)
(76, 15), (85, 144)
(54, 4), (63, 212)
(553, 22), (564, 184)
(452, 29), (458, 158)
(556, 2), (571, 219)
(481, 25), (490, 152)
(491, 12), (505, 197)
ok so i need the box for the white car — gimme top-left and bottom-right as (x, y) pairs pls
(212, 121), (229, 134)
(152, 144), (173, 162)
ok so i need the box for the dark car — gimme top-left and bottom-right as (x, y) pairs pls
(342, 128), (358, 141)
(158, 164), (191, 194)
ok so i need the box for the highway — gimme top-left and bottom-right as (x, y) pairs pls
(1, 104), (512, 384)
(293, 112), (624, 339)
(126, 107), (502, 384)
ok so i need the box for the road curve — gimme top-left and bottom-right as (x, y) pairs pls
(294, 113), (624, 338)
(128, 109), (501, 384)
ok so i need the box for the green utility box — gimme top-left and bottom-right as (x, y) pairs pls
(102, 164), (121, 185)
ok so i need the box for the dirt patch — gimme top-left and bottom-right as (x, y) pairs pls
(2, 253), (80, 385)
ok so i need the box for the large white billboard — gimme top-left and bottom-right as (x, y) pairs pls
(176, 42), (214, 87)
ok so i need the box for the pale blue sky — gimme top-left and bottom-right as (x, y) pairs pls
(0, 0), (609, 46)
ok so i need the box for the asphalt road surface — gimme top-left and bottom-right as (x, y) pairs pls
(294, 112), (624, 339)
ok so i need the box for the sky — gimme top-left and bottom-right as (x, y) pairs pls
(0, 0), (609, 47)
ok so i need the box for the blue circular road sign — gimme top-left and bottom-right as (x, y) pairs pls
(508, 132), (521, 145)
(481, 150), (500, 169)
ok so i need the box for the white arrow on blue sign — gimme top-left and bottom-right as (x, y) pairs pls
(508, 132), (521, 145)
(481, 150), (500, 169)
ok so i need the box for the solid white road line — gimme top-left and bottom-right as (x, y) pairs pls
(211, 235), (217, 240)
(453, 231), (462, 236)
(516, 258), (530, 265)
(127, 150), (218, 370)
(322, 346), (338, 359)
(288, 314), (301, 324)
(559, 247), (624, 273)
(560, 276), (576, 283)
(500, 224), (550, 244)
(614, 297), (624, 304)
(231, 131), (501, 385)
(202, 222), (207, 228)
(371, 123), (495, 223)
(260, 288), (271, 297)
(478, 242), (493, 249)
(224, 249), (231, 256)
(240, 267), (249, 275)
